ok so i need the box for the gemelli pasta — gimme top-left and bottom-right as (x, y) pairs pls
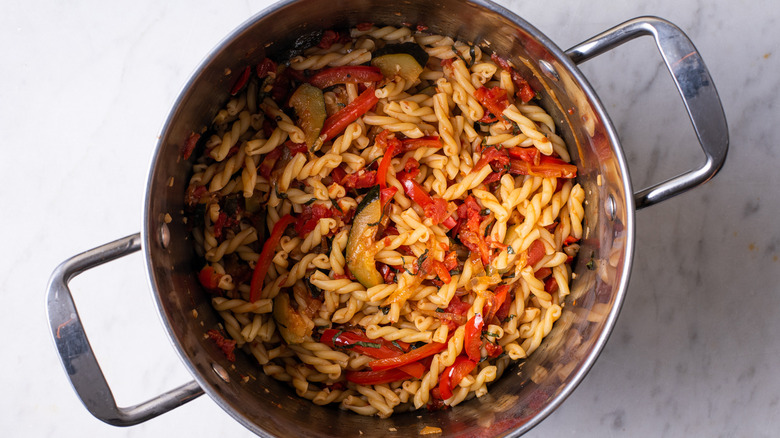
(183, 23), (585, 417)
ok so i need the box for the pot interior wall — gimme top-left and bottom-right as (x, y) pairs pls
(144, 0), (633, 436)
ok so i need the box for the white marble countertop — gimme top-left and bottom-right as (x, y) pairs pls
(3, 0), (778, 436)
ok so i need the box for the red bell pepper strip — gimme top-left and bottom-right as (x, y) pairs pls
(509, 155), (577, 178)
(464, 313), (484, 361)
(368, 341), (447, 372)
(230, 66), (251, 96)
(400, 136), (442, 152)
(320, 87), (379, 142)
(438, 355), (478, 400)
(345, 369), (411, 385)
(249, 214), (295, 302)
(321, 329), (424, 378)
(309, 66), (383, 89)
(507, 146), (540, 165)
(377, 142), (397, 190)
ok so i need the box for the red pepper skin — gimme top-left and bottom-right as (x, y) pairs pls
(320, 87), (378, 141)
(230, 66), (252, 96)
(397, 174), (451, 225)
(295, 203), (333, 237)
(309, 66), (383, 89)
(509, 155), (577, 178)
(464, 313), (484, 361)
(345, 369), (410, 385)
(377, 142), (397, 190)
(368, 342), (447, 372)
(473, 146), (510, 173)
(484, 284), (510, 323)
(249, 214), (295, 302)
(400, 136), (441, 152)
(321, 329), (424, 378)
(380, 186), (398, 206)
(438, 356), (478, 400)
(507, 146), (540, 165)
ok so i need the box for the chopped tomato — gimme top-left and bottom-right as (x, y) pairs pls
(320, 87), (379, 141)
(507, 147), (541, 165)
(356, 22), (374, 31)
(181, 132), (200, 160)
(249, 214), (295, 302)
(545, 276), (559, 294)
(563, 235), (580, 246)
(380, 186), (398, 206)
(421, 256), (451, 284)
(397, 173), (451, 225)
(258, 144), (284, 179)
(345, 369), (410, 385)
(474, 86), (509, 117)
(206, 329), (236, 362)
(445, 295), (472, 316)
(509, 155), (577, 178)
(295, 203), (333, 237)
(341, 169), (377, 189)
(526, 239), (547, 268)
(378, 263), (396, 284)
(473, 146), (510, 173)
(309, 66), (383, 89)
(484, 342), (503, 358)
(368, 341), (447, 372)
(317, 29), (350, 49)
(464, 313), (484, 362)
(484, 284), (510, 322)
(438, 355), (478, 400)
(198, 266), (223, 290)
(490, 53), (536, 103)
(256, 58), (277, 79)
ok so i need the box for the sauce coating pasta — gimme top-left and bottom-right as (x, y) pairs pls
(183, 24), (585, 417)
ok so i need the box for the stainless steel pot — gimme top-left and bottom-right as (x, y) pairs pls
(47, 0), (728, 436)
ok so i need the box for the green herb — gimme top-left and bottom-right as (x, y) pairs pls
(392, 340), (404, 351)
(417, 249), (429, 272)
(484, 332), (500, 338)
(303, 198), (316, 205)
(435, 308), (444, 313)
(354, 341), (381, 349)
(507, 246), (515, 255)
(480, 208), (491, 216)
(275, 187), (288, 199)
(502, 314), (516, 323)
(332, 200), (343, 213)
(586, 251), (596, 270)
(380, 306), (390, 315)
(449, 269), (461, 276)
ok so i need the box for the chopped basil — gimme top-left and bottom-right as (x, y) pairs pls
(586, 251), (596, 270)
(354, 341), (381, 349)
(435, 308), (444, 313)
(507, 246), (515, 255)
(484, 332), (500, 338)
(417, 249), (429, 271)
(380, 306), (390, 315)
(480, 208), (491, 216)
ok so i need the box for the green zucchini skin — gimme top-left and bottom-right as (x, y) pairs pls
(346, 186), (384, 287)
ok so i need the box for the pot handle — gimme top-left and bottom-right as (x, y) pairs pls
(565, 16), (728, 209)
(46, 233), (204, 426)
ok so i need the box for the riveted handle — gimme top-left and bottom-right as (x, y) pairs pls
(46, 233), (204, 426)
(566, 16), (728, 209)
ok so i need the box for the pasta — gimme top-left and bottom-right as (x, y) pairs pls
(183, 24), (584, 418)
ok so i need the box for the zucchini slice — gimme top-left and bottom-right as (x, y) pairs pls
(289, 83), (326, 148)
(371, 53), (424, 83)
(346, 186), (384, 288)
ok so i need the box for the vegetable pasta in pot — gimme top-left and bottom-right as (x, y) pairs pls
(183, 23), (585, 417)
